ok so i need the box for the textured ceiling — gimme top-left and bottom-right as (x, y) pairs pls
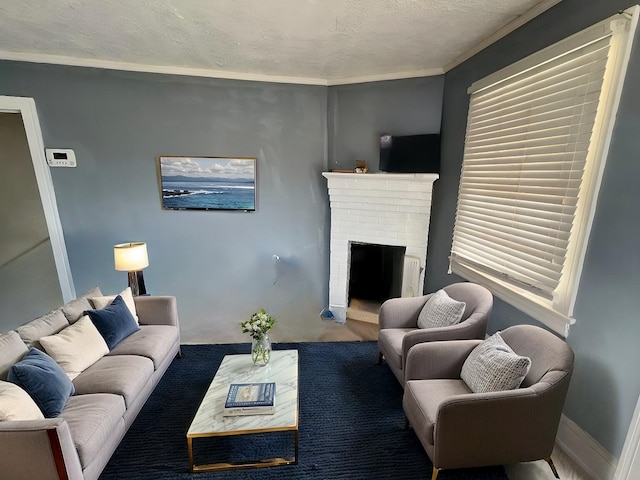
(0, 0), (557, 84)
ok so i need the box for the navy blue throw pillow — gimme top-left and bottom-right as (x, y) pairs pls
(84, 295), (139, 349)
(8, 347), (75, 418)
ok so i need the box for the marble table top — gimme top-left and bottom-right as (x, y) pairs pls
(187, 349), (299, 437)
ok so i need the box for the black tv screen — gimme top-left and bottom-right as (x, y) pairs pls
(379, 133), (440, 173)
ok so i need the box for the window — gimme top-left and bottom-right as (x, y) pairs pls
(450, 8), (638, 337)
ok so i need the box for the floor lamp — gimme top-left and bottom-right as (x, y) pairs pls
(114, 242), (149, 296)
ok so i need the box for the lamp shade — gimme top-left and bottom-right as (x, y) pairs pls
(114, 242), (149, 271)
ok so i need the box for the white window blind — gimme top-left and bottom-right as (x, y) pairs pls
(450, 9), (638, 336)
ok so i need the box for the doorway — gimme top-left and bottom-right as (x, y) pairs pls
(0, 96), (74, 330)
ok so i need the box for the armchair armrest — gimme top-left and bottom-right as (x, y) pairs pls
(378, 294), (432, 329)
(0, 418), (84, 480)
(434, 385), (562, 468)
(134, 295), (180, 327)
(404, 340), (482, 380)
(402, 321), (483, 355)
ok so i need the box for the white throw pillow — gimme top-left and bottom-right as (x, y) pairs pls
(0, 380), (45, 421)
(461, 332), (532, 393)
(39, 316), (109, 380)
(417, 289), (466, 329)
(89, 287), (139, 324)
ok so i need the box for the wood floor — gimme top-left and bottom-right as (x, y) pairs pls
(318, 318), (592, 480)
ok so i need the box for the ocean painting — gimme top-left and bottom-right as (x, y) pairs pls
(159, 156), (256, 211)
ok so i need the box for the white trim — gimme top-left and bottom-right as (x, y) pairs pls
(450, 262), (574, 337)
(443, 0), (563, 73)
(0, 51), (329, 86)
(614, 394), (640, 480)
(557, 414), (617, 480)
(0, 51), (443, 86)
(325, 68), (444, 86)
(562, 5), (640, 317)
(0, 96), (75, 301)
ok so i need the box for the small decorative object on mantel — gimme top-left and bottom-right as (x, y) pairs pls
(240, 309), (276, 366)
(355, 160), (368, 173)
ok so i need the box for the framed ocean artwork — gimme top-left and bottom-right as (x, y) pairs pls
(158, 156), (256, 211)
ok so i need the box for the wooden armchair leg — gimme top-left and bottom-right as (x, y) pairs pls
(377, 352), (383, 365)
(431, 467), (440, 480)
(404, 416), (409, 430)
(544, 456), (560, 479)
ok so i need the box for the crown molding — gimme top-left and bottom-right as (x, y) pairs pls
(443, 0), (563, 73)
(326, 68), (444, 85)
(0, 51), (331, 86)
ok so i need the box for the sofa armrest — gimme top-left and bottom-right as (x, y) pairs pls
(0, 418), (84, 480)
(378, 294), (432, 329)
(433, 386), (561, 468)
(404, 340), (482, 381)
(134, 295), (180, 328)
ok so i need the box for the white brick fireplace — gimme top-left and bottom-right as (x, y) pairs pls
(323, 172), (439, 323)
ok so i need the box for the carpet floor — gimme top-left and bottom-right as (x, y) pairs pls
(99, 342), (508, 479)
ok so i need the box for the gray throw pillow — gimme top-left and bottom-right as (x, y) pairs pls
(417, 289), (466, 329)
(461, 332), (532, 393)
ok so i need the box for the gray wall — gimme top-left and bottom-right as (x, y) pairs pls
(328, 77), (444, 171)
(0, 62), (330, 343)
(0, 63), (445, 346)
(425, 0), (640, 458)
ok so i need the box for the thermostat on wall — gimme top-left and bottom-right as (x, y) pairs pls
(45, 148), (77, 167)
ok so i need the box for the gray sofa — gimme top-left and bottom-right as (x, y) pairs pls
(0, 290), (181, 480)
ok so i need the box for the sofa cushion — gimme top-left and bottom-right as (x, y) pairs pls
(59, 393), (126, 468)
(84, 295), (140, 349)
(108, 325), (179, 369)
(7, 348), (75, 418)
(461, 332), (532, 393)
(89, 287), (139, 324)
(0, 380), (45, 421)
(39, 316), (109, 380)
(404, 379), (471, 444)
(60, 286), (103, 324)
(72, 355), (154, 408)
(16, 309), (69, 348)
(417, 289), (466, 329)
(0, 331), (28, 381)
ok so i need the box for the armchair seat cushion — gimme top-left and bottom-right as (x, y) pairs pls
(404, 379), (471, 445)
(378, 328), (415, 369)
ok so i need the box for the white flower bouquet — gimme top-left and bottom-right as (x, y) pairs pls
(240, 309), (276, 340)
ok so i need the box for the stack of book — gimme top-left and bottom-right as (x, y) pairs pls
(223, 382), (276, 416)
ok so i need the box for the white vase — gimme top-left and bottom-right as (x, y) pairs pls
(251, 333), (271, 366)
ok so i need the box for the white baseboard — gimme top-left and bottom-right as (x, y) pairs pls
(556, 414), (618, 480)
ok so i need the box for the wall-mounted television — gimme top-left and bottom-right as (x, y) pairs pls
(379, 133), (440, 173)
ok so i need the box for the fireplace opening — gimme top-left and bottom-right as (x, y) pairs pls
(347, 242), (405, 323)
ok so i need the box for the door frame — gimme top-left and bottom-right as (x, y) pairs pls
(615, 394), (640, 480)
(0, 95), (75, 301)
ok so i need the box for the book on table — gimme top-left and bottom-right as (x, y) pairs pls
(223, 382), (276, 416)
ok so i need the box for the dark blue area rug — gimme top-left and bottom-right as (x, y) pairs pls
(100, 342), (508, 479)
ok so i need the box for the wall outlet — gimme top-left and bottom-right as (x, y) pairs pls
(45, 149), (77, 167)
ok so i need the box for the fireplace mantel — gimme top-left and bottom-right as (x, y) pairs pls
(323, 172), (439, 323)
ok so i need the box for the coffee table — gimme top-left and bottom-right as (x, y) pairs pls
(187, 349), (299, 472)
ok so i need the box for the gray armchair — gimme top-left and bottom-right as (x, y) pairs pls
(402, 324), (575, 480)
(377, 282), (493, 385)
